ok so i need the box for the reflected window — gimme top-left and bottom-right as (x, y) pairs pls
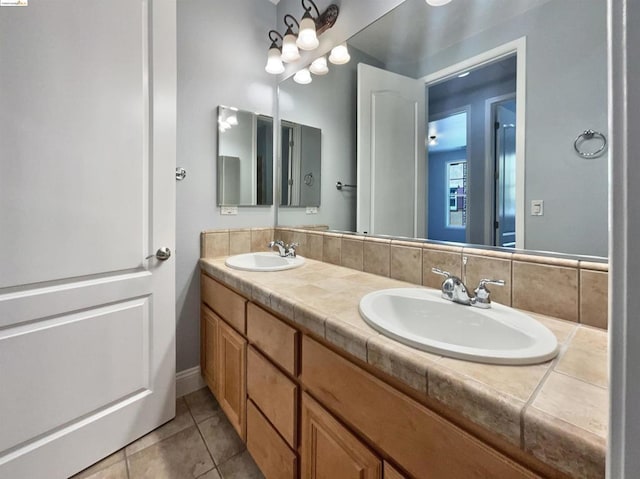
(447, 161), (467, 227)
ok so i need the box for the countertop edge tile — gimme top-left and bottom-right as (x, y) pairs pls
(428, 365), (524, 446)
(523, 405), (606, 479)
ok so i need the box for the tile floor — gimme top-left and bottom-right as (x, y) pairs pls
(71, 388), (264, 479)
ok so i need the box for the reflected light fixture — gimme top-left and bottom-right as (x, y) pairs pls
(426, 0), (452, 5)
(293, 67), (312, 84)
(457, 71), (470, 78)
(329, 43), (350, 65)
(265, 2), (339, 75)
(309, 55), (329, 75)
(281, 14), (301, 63)
(264, 30), (285, 74)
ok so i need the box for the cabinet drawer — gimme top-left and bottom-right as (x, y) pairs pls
(247, 302), (298, 376)
(301, 337), (540, 479)
(201, 273), (247, 334)
(247, 399), (297, 479)
(247, 346), (297, 448)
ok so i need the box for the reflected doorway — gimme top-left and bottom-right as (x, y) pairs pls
(426, 54), (517, 246)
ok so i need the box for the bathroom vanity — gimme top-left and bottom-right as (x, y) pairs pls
(199, 236), (607, 479)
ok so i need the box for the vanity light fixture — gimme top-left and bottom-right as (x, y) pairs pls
(426, 0), (452, 6)
(329, 42), (350, 65)
(281, 15), (301, 63)
(293, 67), (312, 84)
(264, 1), (339, 75)
(309, 55), (329, 75)
(265, 30), (285, 74)
(297, 0), (321, 50)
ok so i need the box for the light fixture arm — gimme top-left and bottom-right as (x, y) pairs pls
(268, 30), (283, 48)
(283, 14), (300, 34)
(301, 0), (320, 19)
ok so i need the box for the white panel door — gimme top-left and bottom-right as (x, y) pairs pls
(0, 1), (176, 478)
(357, 63), (426, 237)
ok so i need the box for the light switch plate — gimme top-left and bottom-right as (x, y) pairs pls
(531, 200), (544, 216)
(306, 206), (318, 215)
(221, 206), (238, 215)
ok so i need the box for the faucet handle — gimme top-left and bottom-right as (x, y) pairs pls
(286, 242), (299, 257)
(431, 267), (452, 278)
(473, 279), (505, 308)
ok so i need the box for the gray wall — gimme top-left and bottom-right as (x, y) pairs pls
(416, 0), (608, 256)
(278, 47), (383, 231)
(176, 0), (277, 372)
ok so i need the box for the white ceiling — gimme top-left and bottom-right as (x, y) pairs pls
(348, 0), (554, 72)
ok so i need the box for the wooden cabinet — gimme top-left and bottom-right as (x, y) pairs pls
(200, 272), (548, 479)
(217, 319), (247, 440)
(301, 336), (540, 479)
(301, 392), (382, 479)
(247, 400), (297, 479)
(247, 302), (298, 376)
(201, 305), (219, 394)
(247, 346), (298, 448)
(383, 462), (407, 479)
(200, 275), (248, 439)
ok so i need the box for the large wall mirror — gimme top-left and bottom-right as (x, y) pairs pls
(276, 0), (607, 258)
(217, 105), (273, 206)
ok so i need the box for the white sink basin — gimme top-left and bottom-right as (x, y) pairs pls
(359, 288), (558, 365)
(225, 252), (305, 272)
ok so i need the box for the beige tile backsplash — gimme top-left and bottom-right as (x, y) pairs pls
(390, 241), (423, 284)
(202, 227), (609, 330)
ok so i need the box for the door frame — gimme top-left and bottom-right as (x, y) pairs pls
(485, 93), (516, 246)
(421, 37), (526, 249)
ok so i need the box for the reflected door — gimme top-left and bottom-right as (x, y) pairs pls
(493, 100), (517, 247)
(357, 64), (426, 237)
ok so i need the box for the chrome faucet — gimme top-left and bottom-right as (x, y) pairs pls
(431, 268), (504, 308)
(268, 240), (286, 257)
(268, 240), (298, 258)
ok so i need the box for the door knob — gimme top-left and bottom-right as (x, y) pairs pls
(146, 247), (171, 261)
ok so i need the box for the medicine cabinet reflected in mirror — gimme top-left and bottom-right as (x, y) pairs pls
(217, 105), (273, 206)
(280, 121), (321, 207)
(276, 0), (608, 258)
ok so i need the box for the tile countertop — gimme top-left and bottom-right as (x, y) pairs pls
(200, 257), (608, 479)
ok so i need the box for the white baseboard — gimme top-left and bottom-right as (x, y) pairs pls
(175, 366), (206, 398)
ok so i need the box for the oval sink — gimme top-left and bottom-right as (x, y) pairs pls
(359, 288), (558, 365)
(225, 252), (305, 272)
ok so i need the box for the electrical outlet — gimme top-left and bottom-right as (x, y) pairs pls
(306, 206), (318, 215)
(221, 206), (238, 215)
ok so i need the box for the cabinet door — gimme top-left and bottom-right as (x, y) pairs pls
(218, 319), (247, 440)
(201, 305), (219, 395)
(301, 393), (381, 479)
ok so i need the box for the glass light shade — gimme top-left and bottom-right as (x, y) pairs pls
(265, 46), (285, 74)
(426, 0), (452, 5)
(296, 16), (319, 50)
(329, 43), (350, 65)
(293, 68), (312, 85)
(281, 33), (301, 63)
(309, 56), (328, 75)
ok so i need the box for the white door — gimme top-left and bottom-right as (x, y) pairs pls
(0, 1), (176, 478)
(357, 63), (426, 237)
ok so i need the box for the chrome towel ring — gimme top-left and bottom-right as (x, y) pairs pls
(574, 129), (607, 159)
